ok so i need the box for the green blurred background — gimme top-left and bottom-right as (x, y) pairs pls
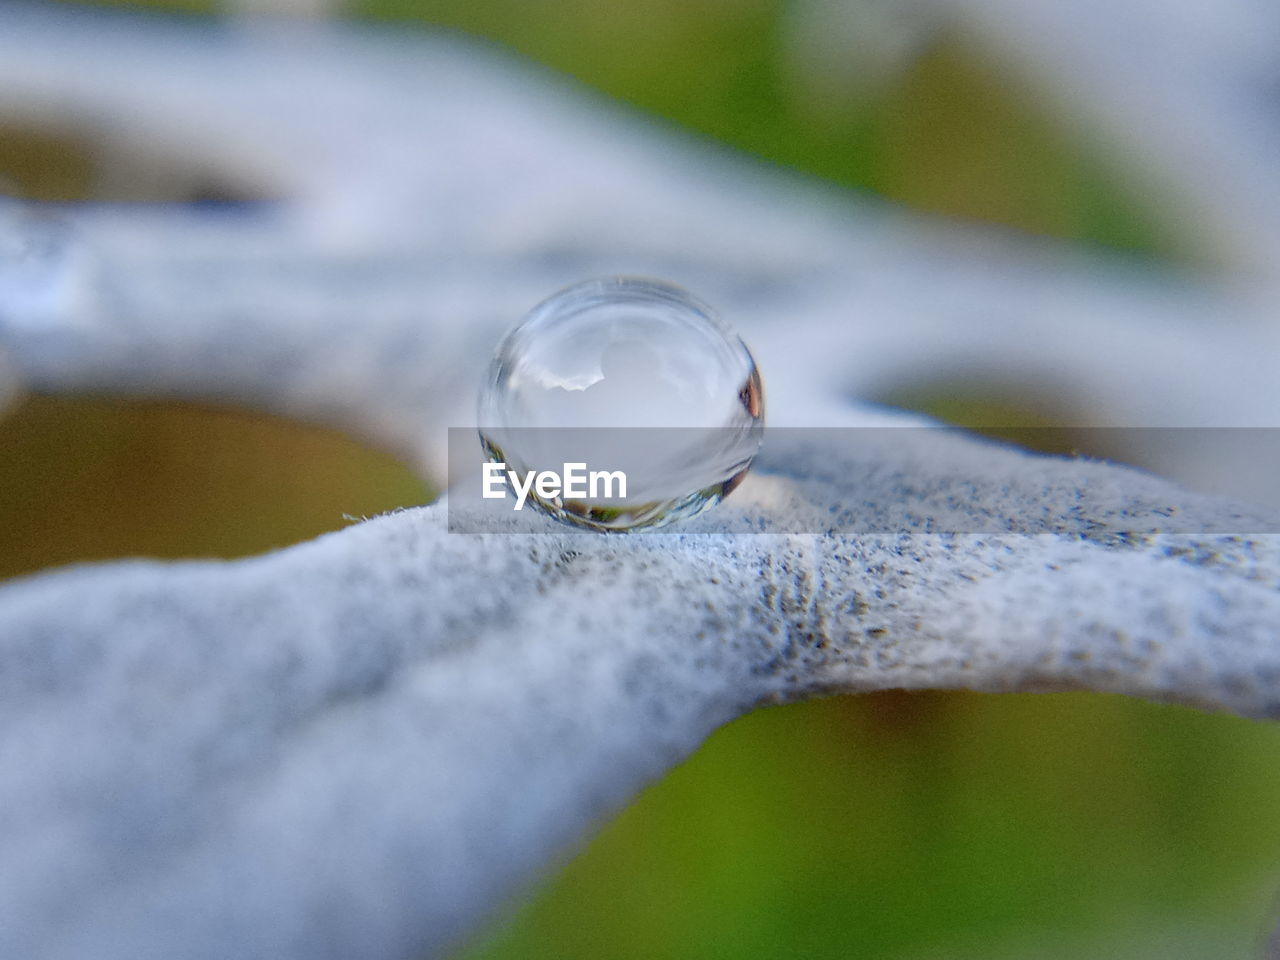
(4, 1), (1280, 958)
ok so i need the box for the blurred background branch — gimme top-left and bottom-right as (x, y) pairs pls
(222, 0), (345, 17)
(4, 2), (1280, 960)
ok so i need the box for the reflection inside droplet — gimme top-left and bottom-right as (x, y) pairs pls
(477, 277), (765, 531)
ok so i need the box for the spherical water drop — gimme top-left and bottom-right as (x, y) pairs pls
(478, 278), (764, 531)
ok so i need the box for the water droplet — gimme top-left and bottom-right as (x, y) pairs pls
(478, 278), (764, 531)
